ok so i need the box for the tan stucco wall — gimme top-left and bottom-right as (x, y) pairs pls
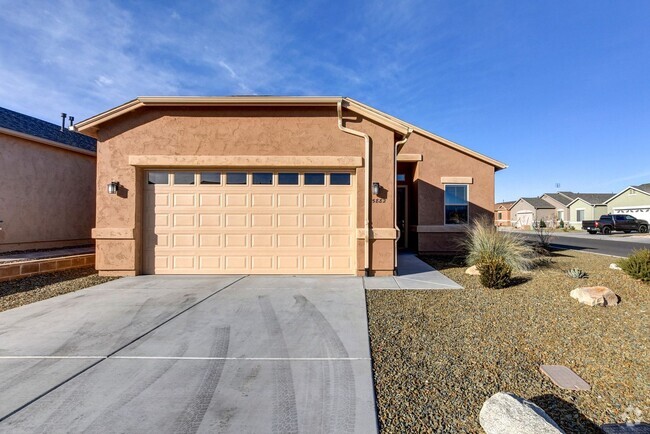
(494, 206), (511, 226)
(92, 105), (499, 273)
(94, 106), (397, 275)
(399, 132), (496, 252)
(0, 133), (96, 253)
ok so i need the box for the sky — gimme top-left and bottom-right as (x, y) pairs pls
(1, 0), (649, 202)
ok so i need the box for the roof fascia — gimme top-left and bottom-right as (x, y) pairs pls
(604, 186), (650, 203)
(0, 126), (96, 157)
(345, 98), (507, 171)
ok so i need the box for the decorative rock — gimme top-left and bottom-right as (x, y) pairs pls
(479, 392), (565, 434)
(570, 286), (619, 307)
(465, 265), (480, 276)
(609, 263), (622, 271)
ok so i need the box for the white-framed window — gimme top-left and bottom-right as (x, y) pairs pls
(558, 210), (564, 221)
(576, 209), (585, 222)
(497, 212), (503, 220)
(445, 184), (469, 224)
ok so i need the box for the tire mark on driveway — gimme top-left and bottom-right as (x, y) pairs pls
(293, 295), (356, 433)
(172, 327), (230, 434)
(259, 295), (299, 434)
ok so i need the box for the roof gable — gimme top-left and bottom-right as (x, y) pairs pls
(542, 193), (575, 206)
(605, 184), (650, 203)
(0, 106), (96, 153)
(568, 193), (614, 206)
(512, 197), (554, 210)
(74, 96), (506, 170)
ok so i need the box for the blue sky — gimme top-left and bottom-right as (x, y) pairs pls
(1, 0), (648, 201)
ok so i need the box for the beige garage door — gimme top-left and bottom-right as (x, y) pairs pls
(143, 170), (356, 274)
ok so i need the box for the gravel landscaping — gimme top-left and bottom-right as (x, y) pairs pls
(0, 267), (117, 312)
(367, 250), (649, 433)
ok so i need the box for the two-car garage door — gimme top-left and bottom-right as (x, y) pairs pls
(143, 170), (356, 274)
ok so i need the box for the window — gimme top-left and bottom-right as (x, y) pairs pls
(445, 185), (468, 224)
(200, 172), (221, 185)
(625, 215), (636, 220)
(558, 210), (564, 221)
(226, 172), (247, 185)
(576, 209), (585, 222)
(497, 212), (503, 220)
(330, 173), (351, 185)
(174, 172), (195, 185)
(397, 174), (406, 182)
(278, 173), (299, 185)
(615, 215), (625, 222)
(253, 172), (273, 185)
(304, 173), (325, 185)
(147, 172), (168, 185)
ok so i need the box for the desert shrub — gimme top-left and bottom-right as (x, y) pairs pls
(463, 217), (535, 272)
(566, 268), (587, 278)
(559, 220), (565, 228)
(477, 257), (512, 289)
(617, 249), (650, 282)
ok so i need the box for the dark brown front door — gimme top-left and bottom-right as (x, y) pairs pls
(397, 186), (408, 249)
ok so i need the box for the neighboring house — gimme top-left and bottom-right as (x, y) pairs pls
(74, 96), (506, 277)
(494, 201), (515, 226)
(509, 197), (555, 229)
(605, 183), (650, 220)
(540, 191), (577, 226)
(0, 107), (97, 253)
(567, 194), (614, 227)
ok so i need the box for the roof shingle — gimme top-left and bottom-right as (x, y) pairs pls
(0, 107), (96, 152)
(572, 193), (614, 205)
(520, 197), (555, 209)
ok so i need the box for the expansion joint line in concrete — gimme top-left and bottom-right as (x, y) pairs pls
(0, 275), (249, 423)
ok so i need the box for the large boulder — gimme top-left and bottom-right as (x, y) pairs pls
(609, 263), (622, 271)
(570, 286), (619, 307)
(466, 265), (481, 276)
(479, 392), (565, 434)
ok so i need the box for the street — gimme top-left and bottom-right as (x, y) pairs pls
(507, 230), (650, 257)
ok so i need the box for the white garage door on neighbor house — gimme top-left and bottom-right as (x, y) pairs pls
(612, 206), (650, 221)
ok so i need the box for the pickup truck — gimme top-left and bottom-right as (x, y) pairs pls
(582, 214), (649, 234)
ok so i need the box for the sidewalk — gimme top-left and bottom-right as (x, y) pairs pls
(364, 252), (463, 290)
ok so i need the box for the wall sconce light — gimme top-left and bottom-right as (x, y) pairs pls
(107, 181), (120, 194)
(372, 182), (381, 196)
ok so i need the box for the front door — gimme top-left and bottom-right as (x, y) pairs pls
(397, 186), (408, 249)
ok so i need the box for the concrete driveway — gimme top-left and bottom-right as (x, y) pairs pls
(0, 275), (377, 433)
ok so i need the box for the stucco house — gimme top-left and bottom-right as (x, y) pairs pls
(73, 96), (506, 277)
(509, 197), (555, 229)
(605, 183), (650, 220)
(567, 194), (613, 227)
(494, 201), (515, 227)
(0, 107), (96, 254)
(540, 192), (577, 226)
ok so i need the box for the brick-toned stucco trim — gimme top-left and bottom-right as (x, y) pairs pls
(0, 254), (95, 282)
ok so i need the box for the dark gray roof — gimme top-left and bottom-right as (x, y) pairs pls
(495, 201), (515, 208)
(558, 191), (578, 200)
(521, 197), (555, 209)
(0, 107), (96, 152)
(573, 193), (614, 205)
(633, 183), (650, 194)
(542, 193), (574, 206)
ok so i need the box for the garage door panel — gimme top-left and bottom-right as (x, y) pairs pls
(225, 193), (248, 207)
(199, 214), (221, 227)
(199, 193), (221, 207)
(225, 214), (247, 227)
(251, 214), (274, 228)
(252, 193), (273, 207)
(144, 170), (355, 274)
(278, 194), (300, 207)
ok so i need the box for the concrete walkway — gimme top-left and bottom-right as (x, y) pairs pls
(0, 246), (94, 264)
(364, 252), (463, 290)
(0, 275), (377, 433)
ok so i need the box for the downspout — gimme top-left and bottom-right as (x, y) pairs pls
(337, 100), (371, 276)
(394, 129), (413, 273)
